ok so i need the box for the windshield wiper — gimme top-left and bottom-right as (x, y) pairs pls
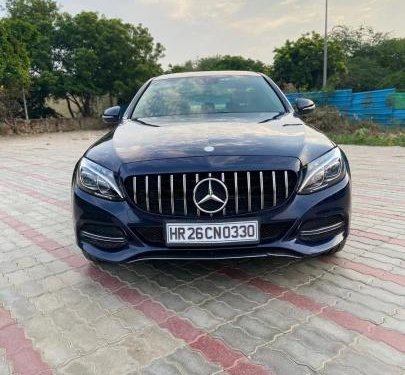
(259, 112), (286, 123)
(132, 118), (160, 127)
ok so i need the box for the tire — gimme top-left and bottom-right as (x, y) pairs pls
(326, 240), (346, 255)
(82, 250), (104, 264)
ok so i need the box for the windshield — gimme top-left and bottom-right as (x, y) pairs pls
(132, 75), (285, 119)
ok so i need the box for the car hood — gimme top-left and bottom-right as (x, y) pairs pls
(85, 113), (334, 172)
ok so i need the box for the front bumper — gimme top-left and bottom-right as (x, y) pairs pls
(72, 173), (351, 263)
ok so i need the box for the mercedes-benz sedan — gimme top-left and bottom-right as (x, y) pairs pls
(72, 71), (351, 263)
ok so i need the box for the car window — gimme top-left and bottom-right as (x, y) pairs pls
(132, 75), (285, 118)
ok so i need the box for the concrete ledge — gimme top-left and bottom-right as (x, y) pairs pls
(0, 117), (109, 135)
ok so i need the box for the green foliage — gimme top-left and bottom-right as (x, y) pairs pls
(1, 0), (164, 118)
(2, 0), (405, 121)
(167, 55), (271, 76)
(272, 32), (347, 91)
(330, 25), (389, 57)
(271, 26), (404, 92)
(331, 130), (405, 146)
(0, 18), (31, 88)
(53, 11), (164, 116)
(332, 26), (405, 91)
(302, 106), (405, 146)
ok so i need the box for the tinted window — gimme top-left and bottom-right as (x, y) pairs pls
(132, 75), (285, 118)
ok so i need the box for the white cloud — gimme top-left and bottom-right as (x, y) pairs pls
(54, 0), (405, 65)
(230, 13), (319, 36)
(141, 0), (245, 21)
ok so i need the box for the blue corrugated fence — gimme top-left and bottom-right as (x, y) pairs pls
(285, 88), (405, 126)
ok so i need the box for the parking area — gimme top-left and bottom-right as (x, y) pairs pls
(0, 130), (404, 375)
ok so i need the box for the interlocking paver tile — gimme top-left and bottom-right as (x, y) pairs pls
(0, 133), (405, 374)
(321, 347), (403, 375)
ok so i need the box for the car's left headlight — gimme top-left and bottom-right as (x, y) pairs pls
(298, 147), (346, 194)
(76, 157), (124, 200)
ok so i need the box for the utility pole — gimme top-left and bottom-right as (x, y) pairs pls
(22, 88), (29, 121)
(322, 0), (328, 89)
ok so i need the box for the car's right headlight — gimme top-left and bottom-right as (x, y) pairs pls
(298, 147), (346, 194)
(76, 157), (124, 201)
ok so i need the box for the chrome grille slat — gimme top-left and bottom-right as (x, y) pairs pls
(221, 173), (226, 216)
(133, 177), (137, 204)
(145, 176), (150, 211)
(247, 172), (251, 212)
(260, 171), (264, 210)
(170, 174), (174, 215)
(128, 170), (297, 217)
(284, 171), (289, 199)
(195, 173), (200, 216)
(234, 172), (239, 214)
(158, 175), (162, 214)
(183, 174), (187, 215)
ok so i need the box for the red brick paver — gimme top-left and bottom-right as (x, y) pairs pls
(0, 132), (404, 374)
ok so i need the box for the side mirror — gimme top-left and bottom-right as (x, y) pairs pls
(295, 98), (316, 114)
(102, 106), (121, 124)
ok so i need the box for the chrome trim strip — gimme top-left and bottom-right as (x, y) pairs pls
(300, 222), (344, 236)
(259, 171), (264, 210)
(170, 174), (174, 215)
(284, 171), (289, 199)
(247, 171), (251, 212)
(133, 177), (137, 204)
(234, 172), (238, 214)
(221, 172), (226, 215)
(81, 231), (127, 243)
(183, 174), (187, 215)
(195, 173), (200, 216)
(272, 171), (277, 206)
(128, 251), (303, 263)
(208, 173), (213, 217)
(145, 175), (150, 211)
(158, 175), (162, 214)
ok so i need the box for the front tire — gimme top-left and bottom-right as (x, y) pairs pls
(326, 240), (346, 255)
(82, 250), (104, 263)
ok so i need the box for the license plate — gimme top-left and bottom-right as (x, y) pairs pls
(165, 220), (259, 246)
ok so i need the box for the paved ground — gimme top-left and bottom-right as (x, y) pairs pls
(0, 130), (404, 375)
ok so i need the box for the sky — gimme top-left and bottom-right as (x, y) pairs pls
(2, 0), (405, 67)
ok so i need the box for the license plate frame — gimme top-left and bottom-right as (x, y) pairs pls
(164, 219), (260, 247)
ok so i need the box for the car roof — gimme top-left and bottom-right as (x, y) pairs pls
(154, 70), (262, 81)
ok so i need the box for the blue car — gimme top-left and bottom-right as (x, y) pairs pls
(72, 71), (351, 263)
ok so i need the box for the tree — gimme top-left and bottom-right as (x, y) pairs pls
(330, 25), (389, 57)
(167, 55), (271, 75)
(53, 12), (164, 117)
(0, 18), (33, 120)
(331, 26), (404, 90)
(272, 32), (347, 91)
(5, 0), (59, 117)
(0, 19), (31, 89)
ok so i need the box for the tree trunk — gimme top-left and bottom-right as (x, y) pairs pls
(22, 88), (29, 121)
(66, 98), (75, 118)
(82, 95), (93, 117)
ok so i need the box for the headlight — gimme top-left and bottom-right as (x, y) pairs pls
(298, 148), (346, 194)
(76, 158), (124, 200)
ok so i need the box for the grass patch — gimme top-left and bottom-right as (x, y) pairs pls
(329, 129), (405, 146)
(302, 106), (405, 146)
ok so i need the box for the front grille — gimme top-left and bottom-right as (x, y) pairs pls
(125, 170), (297, 217)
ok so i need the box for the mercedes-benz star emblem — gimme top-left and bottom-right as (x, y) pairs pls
(193, 178), (228, 214)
